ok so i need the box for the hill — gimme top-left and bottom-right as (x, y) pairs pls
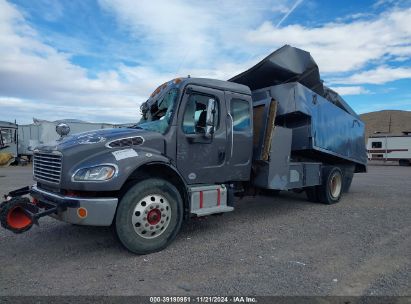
(359, 110), (411, 139)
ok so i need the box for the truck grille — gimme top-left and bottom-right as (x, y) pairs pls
(33, 152), (62, 184)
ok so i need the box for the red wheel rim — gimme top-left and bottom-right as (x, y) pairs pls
(147, 209), (161, 225)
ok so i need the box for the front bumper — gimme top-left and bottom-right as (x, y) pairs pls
(31, 185), (118, 226)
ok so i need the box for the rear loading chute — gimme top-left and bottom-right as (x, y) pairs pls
(229, 45), (324, 94)
(229, 44), (358, 118)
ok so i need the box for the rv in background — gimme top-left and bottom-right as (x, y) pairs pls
(367, 132), (411, 166)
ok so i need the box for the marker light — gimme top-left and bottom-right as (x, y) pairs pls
(77, 207), (88, 219)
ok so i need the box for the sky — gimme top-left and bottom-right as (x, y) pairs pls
(0, 0), (411, 124)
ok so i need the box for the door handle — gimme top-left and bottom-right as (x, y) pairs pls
(227, 113), (234, 159)
(218, 149), (225, 163)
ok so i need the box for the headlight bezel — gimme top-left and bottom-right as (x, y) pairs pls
(71, 164), (118, 182)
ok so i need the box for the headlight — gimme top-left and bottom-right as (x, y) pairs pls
(73, 165), (116, 181)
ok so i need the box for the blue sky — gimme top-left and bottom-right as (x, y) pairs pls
(0, 0), (411, 124)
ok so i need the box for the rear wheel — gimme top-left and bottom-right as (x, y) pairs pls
(342, 174), (353, 193)
(317, 167), (343, 204)
(342, 167), (354, 193)
(399, 159), (410, 166)
(115, 178), (183, 254)
(305, 186), (319, 202)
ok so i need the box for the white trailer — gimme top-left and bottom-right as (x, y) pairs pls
(0, 121), (18, 166)
(367, 133), (411, 166)
(0, 121), (18, 157)
(18, 119), (116, 158)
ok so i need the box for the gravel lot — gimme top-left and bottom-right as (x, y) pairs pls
(0, 165), (410, 296)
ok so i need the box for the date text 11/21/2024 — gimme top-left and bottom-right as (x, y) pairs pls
(149, 296), (257, 303)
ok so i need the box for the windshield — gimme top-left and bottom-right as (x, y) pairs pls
(137, 87), (179, 134)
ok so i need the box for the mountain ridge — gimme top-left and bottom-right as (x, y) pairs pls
(359, 110), (411, 139)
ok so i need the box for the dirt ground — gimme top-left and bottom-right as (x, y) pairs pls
(0, 165), (410, 296)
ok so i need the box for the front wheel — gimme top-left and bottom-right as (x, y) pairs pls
(115, 178), (183, 254)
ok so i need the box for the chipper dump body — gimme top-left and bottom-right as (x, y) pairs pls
(230, 45), (367, 190)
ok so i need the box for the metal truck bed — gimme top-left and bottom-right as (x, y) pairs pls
(252, 82), (367, 168)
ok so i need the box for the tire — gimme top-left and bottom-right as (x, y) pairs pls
(292, 188), (304, 194)
(305, 186), (319, 202)
(115, 178), (183, 254)
(343, 174), (353, 193)
(261, 189), (280, 196)
(399, 159), (410, 166)
(317, 166), (343, 204)
(342, 168), (354, 193)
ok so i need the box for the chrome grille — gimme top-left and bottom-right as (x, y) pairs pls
(33, 152), (62, 184)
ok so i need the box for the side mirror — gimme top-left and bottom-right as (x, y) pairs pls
(56, 123), (70, 138)
(205, 98), (216, 138)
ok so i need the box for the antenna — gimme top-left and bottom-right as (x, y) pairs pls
(176, 49), (191, 76)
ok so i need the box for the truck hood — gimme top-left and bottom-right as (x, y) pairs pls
(33, 127), (168, 190)
(35, 127), (165, 154)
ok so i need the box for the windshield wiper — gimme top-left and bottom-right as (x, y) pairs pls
(128, 124), (143, 129)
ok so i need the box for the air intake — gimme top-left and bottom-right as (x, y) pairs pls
(107, 136), (144, 148)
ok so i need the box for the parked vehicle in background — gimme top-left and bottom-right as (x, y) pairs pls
(0, 45), (367, 254)
(18, 119), (116, 159)
(367, 132), (411, 166)
(0, 121), (18, 166)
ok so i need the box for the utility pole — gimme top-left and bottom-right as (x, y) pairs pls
(388, 114), (392, 133)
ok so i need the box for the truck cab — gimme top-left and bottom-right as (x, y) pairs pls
(139, 77), (253, 185)
(26, 78), (253, 254)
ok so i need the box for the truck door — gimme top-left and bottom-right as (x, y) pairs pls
(224, 91), (253, 181)
(176, 85), (228, 184)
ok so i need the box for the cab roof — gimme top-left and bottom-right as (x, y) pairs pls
(180, 77), (251, 96)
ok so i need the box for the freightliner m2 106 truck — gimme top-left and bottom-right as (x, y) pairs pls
(0, 46), (367, 254)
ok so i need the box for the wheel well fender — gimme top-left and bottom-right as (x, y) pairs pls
(120, 162), (190, 218)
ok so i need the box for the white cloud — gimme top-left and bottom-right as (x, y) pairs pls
(330, 66), (411, 85)
(246, 7), (411, 74)
(330, 86), (370, 95)
(0, 0), (173, 123)
(98, 0), (296, 69)
(271, 4), (290, 14)
(1, 0), (295, 124)
(1, 0), (411, 123)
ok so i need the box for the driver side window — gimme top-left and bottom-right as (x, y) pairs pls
(183, 93), (219, 134)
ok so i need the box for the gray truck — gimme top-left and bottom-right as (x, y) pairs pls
(0, 46), (367, 254)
